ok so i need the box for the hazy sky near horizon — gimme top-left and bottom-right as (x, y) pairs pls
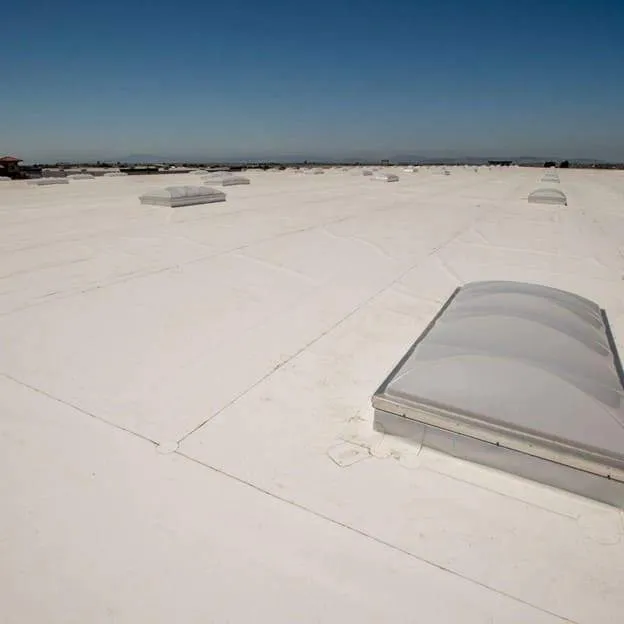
(2, 0), (624, 161)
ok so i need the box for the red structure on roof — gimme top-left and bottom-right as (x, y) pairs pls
(0, 156), (23, 179)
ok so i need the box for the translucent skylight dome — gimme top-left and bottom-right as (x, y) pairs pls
(371, 173), (399, 182)
(220, 176), (250, 186)
(28, 178), (69, 186)
(201, 172), (233, 183)
(528, 188), (567, 205)
(373, 281), (624, 507)
(139, 185), (226, 207)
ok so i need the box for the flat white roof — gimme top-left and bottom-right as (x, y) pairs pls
(1, 167), (623, 623)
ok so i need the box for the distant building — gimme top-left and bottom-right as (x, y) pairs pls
(0, 156), (22, 179)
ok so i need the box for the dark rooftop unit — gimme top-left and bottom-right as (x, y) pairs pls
(0, 155), (23, 179)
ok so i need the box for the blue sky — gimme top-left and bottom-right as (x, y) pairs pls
(2, 0), (624, 161)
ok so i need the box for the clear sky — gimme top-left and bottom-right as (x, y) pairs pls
(2, 0), (624, 162)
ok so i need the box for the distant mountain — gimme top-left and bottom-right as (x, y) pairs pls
(120, 154), (171, 164)
(109, 153), (613, 166)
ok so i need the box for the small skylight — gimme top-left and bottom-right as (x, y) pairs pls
(28, 178), (69, 186)
(220, 176), (250, 186)
(371, 173), (399, 182)
(528, 188), (567, 205)
(139, 185), (226, 207)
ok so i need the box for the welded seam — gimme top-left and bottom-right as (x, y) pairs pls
(176, 450), (578, 624)
(178, 203), (501, 442)
(0, 372), (158, 446)
(0, 369), (585, 623)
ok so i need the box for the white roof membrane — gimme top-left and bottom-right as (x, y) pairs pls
(139, 185), (226, 207)
(373, 281), (624, 506)
(2, 167), (624, 623)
